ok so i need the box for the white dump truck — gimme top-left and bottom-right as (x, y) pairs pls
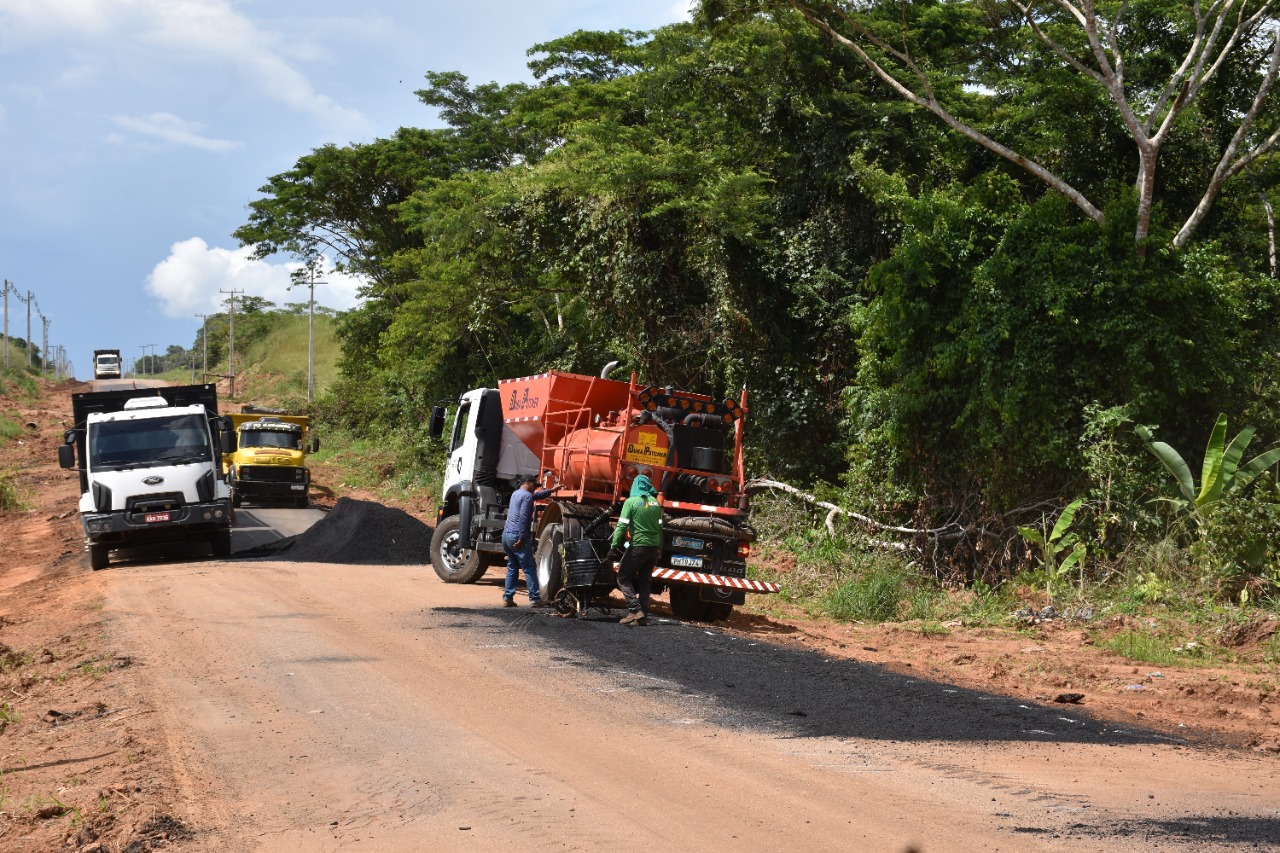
(58, 384), (236, 570)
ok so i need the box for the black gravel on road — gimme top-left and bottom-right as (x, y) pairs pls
(430, 605), (1170, 746)
(235, 497), (433, 565)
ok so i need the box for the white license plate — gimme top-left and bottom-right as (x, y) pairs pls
(290, 484), (306, 491)
(144, 512), (171, 523)
(673, 536), (704, 550)
(670, 554), (703, 568)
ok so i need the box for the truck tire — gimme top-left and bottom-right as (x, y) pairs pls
(430, 515), (487, 583)
(703, 601), (734, 622)
(669, 585), (735, 622)
(535, 524), (564, 601)
(89, 544), (109, 571)
(211, 529), (232, 557)
(231, 487), (242, 508)
(668, 584), (705, 620)
(295, 494), (309, 509)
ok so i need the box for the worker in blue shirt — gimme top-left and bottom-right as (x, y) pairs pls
(502, 473), (558, 607)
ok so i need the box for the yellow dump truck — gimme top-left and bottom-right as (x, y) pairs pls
(223, 409), (319, 508)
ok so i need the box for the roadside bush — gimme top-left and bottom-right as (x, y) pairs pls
(848, 179), (1274, 518)
(0, 413), (21, 445)
(1191, 475), (1280, 602)
(0, 367), (39, 400)
(821, 558), (940, 622)
(0, 471), (24, 511)
(1078, 403), (1163, 555)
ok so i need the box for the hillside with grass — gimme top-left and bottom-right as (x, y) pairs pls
(143, 305), (341, 407)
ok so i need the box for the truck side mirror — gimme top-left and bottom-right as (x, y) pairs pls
(308, 436), (320, 453)
(428, 406), (446, 441)
(219, 429), (236, 455)
(58, 444), (75, 469)
(64, 429), (76, 445)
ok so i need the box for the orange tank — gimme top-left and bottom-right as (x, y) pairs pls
(554, 422), (669, 492)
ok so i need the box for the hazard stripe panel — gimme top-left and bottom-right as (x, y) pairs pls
(652, 568), (780, 593)
(665, 500), (745, 516)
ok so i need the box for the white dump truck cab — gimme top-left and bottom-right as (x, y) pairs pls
(59, 384), (235, 570)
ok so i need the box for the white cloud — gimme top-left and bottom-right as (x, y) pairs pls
(0, 0), (369, 132)
(111, 112), (242, 151)
(669, 1), (696, 22)
(0, 0), (115, 46)
(146, 237), (365, 318)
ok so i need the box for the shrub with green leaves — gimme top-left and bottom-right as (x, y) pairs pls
(1136, 414), (1280, 527)
(1192, 474), (1280, 601)
(0, 472), (23, 511)
(820, 557), (940, 623)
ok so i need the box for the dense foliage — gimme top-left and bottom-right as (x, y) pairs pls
(231, 2), (1280, 593)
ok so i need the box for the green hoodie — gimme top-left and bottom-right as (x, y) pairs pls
(610, 474), (663, 549)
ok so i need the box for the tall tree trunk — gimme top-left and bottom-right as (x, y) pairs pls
(1263, 192), (1276, 278)
(1135, 148), (1158, 251)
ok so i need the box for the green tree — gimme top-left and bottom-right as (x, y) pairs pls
(708, 0), (1280, 248)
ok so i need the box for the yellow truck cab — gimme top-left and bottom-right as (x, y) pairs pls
(223, 412), (318, 508)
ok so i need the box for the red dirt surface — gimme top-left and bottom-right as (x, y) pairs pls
(0, 377), (1276, 852)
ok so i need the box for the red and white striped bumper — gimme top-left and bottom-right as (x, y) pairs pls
(652, 568), (780, 593)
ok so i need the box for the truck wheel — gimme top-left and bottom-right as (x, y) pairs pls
(295, 494), (309, 509)
(535, 524), (564, 601)
(668, 584), (702, 620)
(430, 515), (487, 583)
(211, 530), (232, 557)
(89, 544), (110, 571)
(231, 489), (242, 508)
(703, 601), (734, 622)
(668, 587), (734, 622)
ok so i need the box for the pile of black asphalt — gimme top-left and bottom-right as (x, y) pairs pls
(235, 497), (433, 565)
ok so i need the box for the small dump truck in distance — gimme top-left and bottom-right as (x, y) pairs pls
(223, 409), (318, 508)
(93, 349), (121, 380)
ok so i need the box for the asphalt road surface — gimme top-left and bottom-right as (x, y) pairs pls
(97, 506), (1280, 852)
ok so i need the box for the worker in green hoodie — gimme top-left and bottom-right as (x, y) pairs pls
(606, 474), (663, 626)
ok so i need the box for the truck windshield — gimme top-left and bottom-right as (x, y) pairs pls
(89, 414), (212, 470)
(240, 429), (300, 450)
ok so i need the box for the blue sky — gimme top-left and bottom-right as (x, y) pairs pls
(0, 0), (691, 379)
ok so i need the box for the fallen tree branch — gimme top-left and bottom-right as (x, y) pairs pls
(745, 478), (964, 543)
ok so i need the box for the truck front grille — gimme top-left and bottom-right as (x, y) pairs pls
(240, 465), (304, 483)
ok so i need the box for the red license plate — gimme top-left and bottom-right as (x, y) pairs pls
(144, 512), (171, 523)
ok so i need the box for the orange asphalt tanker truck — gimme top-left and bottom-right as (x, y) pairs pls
(428, 366), (779, 621)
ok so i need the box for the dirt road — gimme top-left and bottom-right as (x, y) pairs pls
(1, 378), (1277, 851)
(102, 556), (1277, 852)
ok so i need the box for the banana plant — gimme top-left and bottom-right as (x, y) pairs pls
(1135, 415), (1280, 518)
(1018, 498), (1087, 595)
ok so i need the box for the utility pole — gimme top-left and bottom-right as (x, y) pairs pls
(3, 280), (9, 371)
(139, 345), (147, 377)
(40, 314), (49, 376)
(194, 313), (209, 382)
(26, 289), (32, 368)
(219, 289), (243, 397)
(308, 265), (324, 402)
(289, 262), (324, 402)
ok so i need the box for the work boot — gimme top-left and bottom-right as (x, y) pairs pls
(531, 599), (552, 608)
(502, 597), (516, 608)
(619, 610), (644, 625)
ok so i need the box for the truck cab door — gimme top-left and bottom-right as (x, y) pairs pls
(442, 396), (477, 495)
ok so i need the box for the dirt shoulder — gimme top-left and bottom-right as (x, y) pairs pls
(0, 379), (192, 852)
(0, 377), (1276, 851)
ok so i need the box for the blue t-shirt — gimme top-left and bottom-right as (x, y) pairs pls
(503, 487), (553, 537)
